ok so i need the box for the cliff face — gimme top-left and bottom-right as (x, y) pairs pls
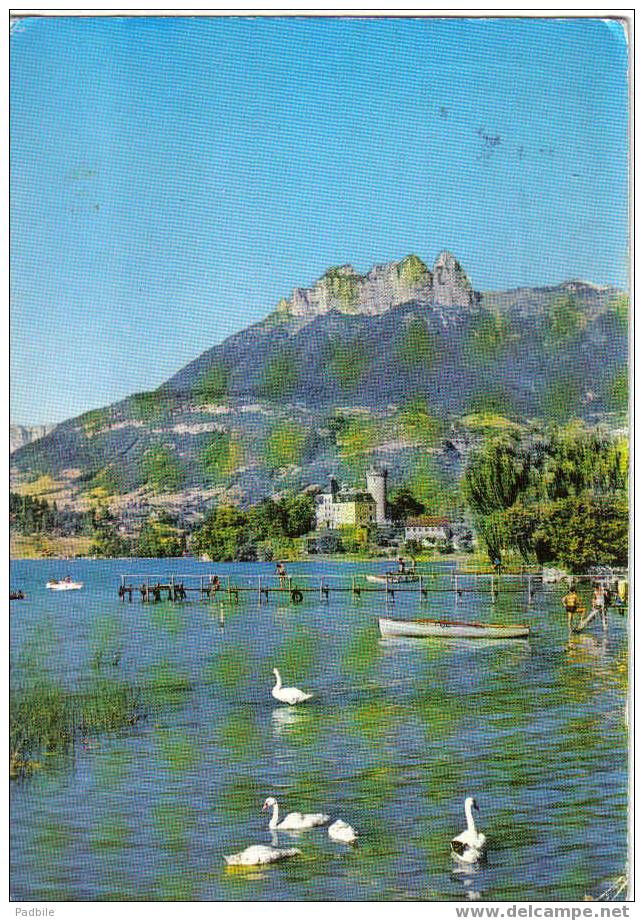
(278, 250), (478, 319)
(10, 424), (54, 454)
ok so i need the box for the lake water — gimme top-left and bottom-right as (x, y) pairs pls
(10, 558), (628, 901)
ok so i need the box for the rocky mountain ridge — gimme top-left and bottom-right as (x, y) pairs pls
(273, 250), (478, 320)
(10, 254), (627, 526)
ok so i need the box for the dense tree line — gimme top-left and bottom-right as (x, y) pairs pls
(10, 492), (94, 536)
(462, 425), (628, 568)
(192, 493), (316, 561)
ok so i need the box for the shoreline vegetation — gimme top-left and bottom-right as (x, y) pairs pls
(10, 423), (628, 573)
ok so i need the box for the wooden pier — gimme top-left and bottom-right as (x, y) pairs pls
(117, 570), (550, 606)
(118, 568), (627, 607)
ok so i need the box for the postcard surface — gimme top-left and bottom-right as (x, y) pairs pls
(9, 15), (629, 904)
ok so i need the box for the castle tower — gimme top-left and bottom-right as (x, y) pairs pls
(366, 466), (388, 524)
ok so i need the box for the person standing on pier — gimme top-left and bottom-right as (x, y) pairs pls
(276, 562), (287, 588)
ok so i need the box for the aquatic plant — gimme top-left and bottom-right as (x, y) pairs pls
(207, 647), (257, 691)
(89, 614), (124, 673)
(341, 625), (380, 677)
(273, 627), (318, 680)
(10, 677), (145, 777)
(144, 660), (191, 710)
(154, 728), (199, 774)
(217, 709), (264, 760)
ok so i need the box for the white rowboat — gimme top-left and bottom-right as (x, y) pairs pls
(379, 617), (530, 640)
(46, 580), (83, 591)
(366, 573), (419, 585)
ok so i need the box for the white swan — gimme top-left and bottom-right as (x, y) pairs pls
(271, 668), (312, 705)
(263, 796), (329, 830)
(328, 819), (357, 844)
(451, 797), (487, 864)
(223, 844), (301, 866)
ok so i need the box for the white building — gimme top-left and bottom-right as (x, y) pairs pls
(404, 515), (452, 545)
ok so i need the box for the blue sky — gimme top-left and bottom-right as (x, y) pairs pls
(11, 16), (629, 425)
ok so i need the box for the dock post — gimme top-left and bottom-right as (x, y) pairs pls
(258, 576), (262, 606)
(320, 579), (324, 601)
(200, 576), (203, 600)
(527, 575), (532, 604)
(419, 574), (423, 600)
(455, 573), (459, 603)
(227, 576), (231, 604)
(170, 575), (175, 602)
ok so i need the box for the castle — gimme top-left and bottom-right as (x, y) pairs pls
(315, 466), (389, 530)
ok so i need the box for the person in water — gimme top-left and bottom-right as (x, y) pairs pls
(562, 584), (584, 631)
(591, 582), (608, 629)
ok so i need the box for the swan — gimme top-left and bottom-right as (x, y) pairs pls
(328, 819), (357, 844)
(223, 844), (301, 866)
(271, 668), (312, 705)
(451, 797), (487, 864)
(263, 796), (329, 830)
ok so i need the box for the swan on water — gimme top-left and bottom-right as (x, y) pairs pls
(451, 797), (487, 864)
(271, 668), (313, 705)
(328, 819), (357, 844)
(263, 796), (329, 830)
(223, 844), (301, 866)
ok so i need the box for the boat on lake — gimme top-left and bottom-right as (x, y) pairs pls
(379, 616), (530, 640)
(366, 572), (420, 585)
(46, 578), (83, 591)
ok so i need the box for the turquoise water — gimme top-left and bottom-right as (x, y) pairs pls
(10, 559), (628, 901)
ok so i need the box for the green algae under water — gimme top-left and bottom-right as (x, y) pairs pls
(10, 558), (628, 901)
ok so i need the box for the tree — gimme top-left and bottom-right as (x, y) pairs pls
(137, 514), (185, 558)
(192, 506), (256, 562)
(388, 486), (424, 523)
(89, 504), (131, 557)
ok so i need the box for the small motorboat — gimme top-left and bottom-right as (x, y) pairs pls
(379, 617), (530, 640)
(10, 591), (25, 601)
(46, 578), (83, 591)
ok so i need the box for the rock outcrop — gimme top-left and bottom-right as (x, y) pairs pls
(277, 251), (478, 319)
(10, 424), (54, 454)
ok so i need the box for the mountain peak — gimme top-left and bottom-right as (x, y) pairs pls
(277, 250), (477, 320)
(430, 251), (475, 307)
